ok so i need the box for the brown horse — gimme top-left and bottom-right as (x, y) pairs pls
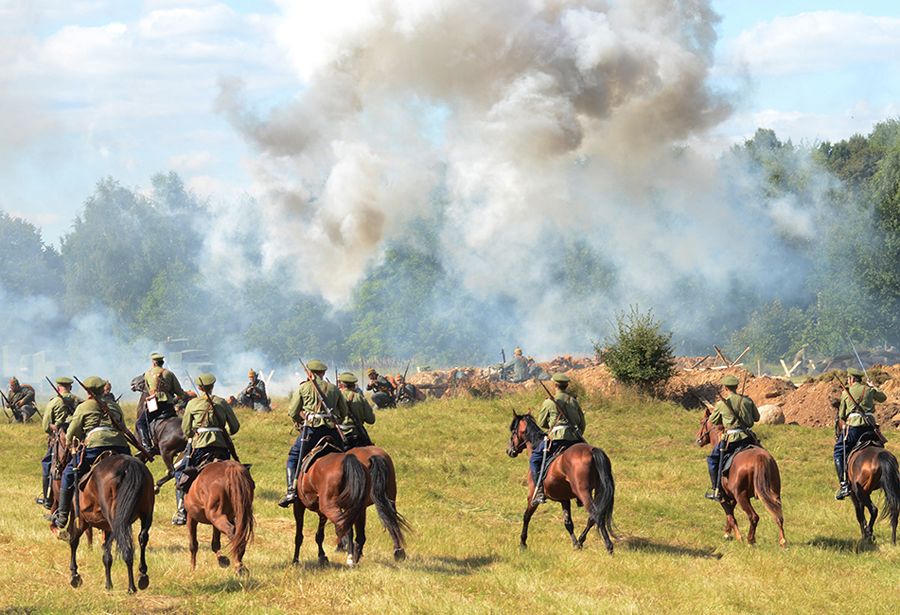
(46, 431), (93, 544)
(131, 375), (188, 493)
(62, 454), (155, 592)
(845, 444), (900, 545)
(696, 409), (786, 547)
(184, 460), (255, 575)
(507, 413), (616, 554)
(343, 446), (410, 563)
(291, 452), (369, 567)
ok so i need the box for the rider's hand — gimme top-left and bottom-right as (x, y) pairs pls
(867, 380), (875, 387)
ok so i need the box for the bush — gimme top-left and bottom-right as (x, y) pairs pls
(599, 306), (675, 392)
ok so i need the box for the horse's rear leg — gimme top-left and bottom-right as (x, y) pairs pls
(102, 531), (114, 591)
(68, 525), (85, 588)
(188, 516), (199, 571)
(210, 516), (235, 569)
(520, 501), (538, 550)
(137, 511), (151, 590)
(560, 500), (580, 549)
(850, 494), (869, 541)
(734, 492), (760, 545)
(352, 508), (367, 566)
(720, 499), (743, 543)
(292, 502), (305, 565)
(315, 514), (328, 566)
(860, 491), (878, 542)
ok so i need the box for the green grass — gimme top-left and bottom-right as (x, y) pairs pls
(1, 392), (898, 614)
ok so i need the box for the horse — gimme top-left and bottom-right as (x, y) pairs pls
(845, 443), (900, 545)
(131, 375), (188, 493)
(291, 450), (370, 567)
(507, 413), (616, 554)
(695, 408), (786, 547)
(341, 446), (410, 564)
(61, 454), (155, 593)
(46, 431), (94, 545)
(184, 460), (255, 575)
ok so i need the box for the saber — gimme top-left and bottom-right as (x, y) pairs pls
(846, 336), (869, 381)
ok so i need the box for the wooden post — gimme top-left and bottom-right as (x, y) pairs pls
(713, 345), (731, 367)
(688, 355), (709, 370)
(729, 346), (751, 367)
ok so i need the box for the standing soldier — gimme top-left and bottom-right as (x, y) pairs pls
(135, 352), (185, 456)
(338, 372), (375, 449)
(52, 376), (132, 530)
(172, 373), (240, 525)
(6, 377), (37, 422)
(237, 369), (271, 412)
(36, 377), (82, 509)
(704, 374), (759, 502)
(278, 360), (349, 508)
(531, 374), (585, 504)
(366, 368), (396, 409)
(833, 367), (887, 500)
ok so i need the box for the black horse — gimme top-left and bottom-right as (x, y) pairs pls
(131, 375), (188, 494)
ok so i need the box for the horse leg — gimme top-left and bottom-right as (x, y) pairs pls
(316, 514), (329, 566)
(520, 501), (539, 550)
(734, 492), (759, 546)
(210, 515), (235, 569)
(68, 524), (85, 588)
(124, 526), (137, 594)
(560, 500), (579, 549)
(137, 511), (151, 590)
(188, 516), (199, 571)
(720, 498), (742, 543)
(345, 525), (357, 568)
(850, 493), (868, 541)
(102, 531), (114, 591)
(353, 508), (367, 565)
(860, 491), (878, 542)
(292, 502), (305, 565)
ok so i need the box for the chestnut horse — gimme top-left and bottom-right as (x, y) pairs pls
(184, 460), (255, 575)
(845, 444), (900, 544)
(507, 413), (616, 554)
(291, 452), (369, 567)
(61, 454), (155, 592)
(696, 409), (786, 547)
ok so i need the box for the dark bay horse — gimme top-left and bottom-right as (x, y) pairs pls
(291, 452), (369, 567)
(845, 444), (900, 545)
(507, 413), (616, 554)
(61, 454), (155, 593)
(47, 431), (94, 545)
(696, 409), (786, 547)
(131, 375), (188, 493)
(184, 460), (255, 575)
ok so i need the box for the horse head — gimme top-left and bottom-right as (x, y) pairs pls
(130, 374), (146, 393)
(695, 408), (712, 447)
(507, 412), (529, 458)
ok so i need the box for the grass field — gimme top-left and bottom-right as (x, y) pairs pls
(1, 391), (898, 614)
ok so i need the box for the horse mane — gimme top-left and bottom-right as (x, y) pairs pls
(511, 413), (545, 447)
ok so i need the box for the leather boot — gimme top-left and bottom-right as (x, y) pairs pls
(278, 466), (297, 508)
(172, 489), (187, 525)
(53, 487), (73, 529)
(35, 475), (52, 509)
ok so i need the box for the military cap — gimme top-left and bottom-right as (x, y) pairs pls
(248, 369), (257, 378)
(150, 352), (164, 361)
(307, 359), (327, 372)
(514, 347), (523, 356)
(56, 376), (74, 385)
(367, 368), (376, 376)
(847, 367), (865, 378)
(197, 373), (217, 386)
(721, 375), (739, 387)
(82, 376), (107, 390)
(551, 373), (570, 383)
(339, 372), (358, 384)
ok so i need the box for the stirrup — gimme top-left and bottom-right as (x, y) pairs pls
(704, 489), (722, 501)
(531, 490), (546, 505)
(171, 511), (186, 526)
(835, 484), (850, 500)
(278, 490), (297, 508)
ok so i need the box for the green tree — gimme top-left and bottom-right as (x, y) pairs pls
(600, 307), (675, 392)
(0, 210), (64, 297)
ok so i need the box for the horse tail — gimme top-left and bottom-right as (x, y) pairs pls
(877, 451), (900, 529)
(110, 456), (146, 562)
(336, 454), (368, 528)
(369, 455), (410, 548)
(752, 452), (784, 525)
(589, 447), (616, 539)
(225, 462), (255, 562)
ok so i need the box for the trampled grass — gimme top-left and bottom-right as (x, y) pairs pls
(0, 391), (897, 614)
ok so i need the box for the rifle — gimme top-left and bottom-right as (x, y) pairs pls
(832, 373), (886, 445)
(73, 376), (152, 460)
(845, 336), (870, 382)
(185, 370), (240, 463)
(0, 389), (13, 421)
(298, 359), (347, 445)
(536, 379), (584, 441)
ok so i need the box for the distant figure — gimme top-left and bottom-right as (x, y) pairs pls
(101, 380), (116, 404)
(704, 375), (759, 502)
(501, 347), (530, 383)
(393, 373), (422, 405)
(6, 377), (37, 422)
(338, 372), (375, 448)
(833, 367), (887, 500)
(135, 352), (186, 456)
(237, 369), (271, 412)
(366, 368), (396, 409)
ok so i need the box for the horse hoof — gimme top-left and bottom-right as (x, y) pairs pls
(138, 575), (150, 590)
(346, 555), (356, 567)
(291, 558), (299, 567)
(519, 543), (527, 551)
(127, 586), (137, 595)
(722, 534), (733, 541)
(217, 555), (231, 569)
(70, 574), (82, 588)
(153, 485), (161, 495)
(236, 565), (248, 577)
(394, 548), (406, 562)
(318, 556), (329, 567)
(573, 542), (584, 551)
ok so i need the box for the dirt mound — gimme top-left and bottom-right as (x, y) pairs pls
(663, 367), (750, 409)
(537, 355), (601, 373)
(560, 364), (623, 397)
(781, 380), (840, 427)
(407, 367), (539, 399)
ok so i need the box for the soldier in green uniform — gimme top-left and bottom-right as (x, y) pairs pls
(502, 347), (531, 383)
(6, 377), (37, 422)
(171, 372), (240, 525)
(338, 372), (375, 449)
(278, 360), (349, 508)
(36, 377), (82, 509)
(531, 373), (585, 504)
(833, 367), (887, 500)
(136, 352), (186, 455)
(704, 374), (759, 501)
(53, 376), (132, 529)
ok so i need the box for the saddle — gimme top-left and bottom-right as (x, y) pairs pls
(175, 458), (254, 492)
(722, 441), (760, 475)
(300, 437), (344, 475)
(77, 450), (116, 491)
(849, 435), (883, 457)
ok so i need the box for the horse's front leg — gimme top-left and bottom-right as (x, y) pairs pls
(292, 501), (305, 565)
(560, 500), (579, 548)
(850, 493), (868, 541)
(102, 531), (114, 591)
(520, 500), (539, 550)
(69, 524), (85, 588)
(720, 497), (742, 543)
(315, 514), (328, 566)
(860, 491), (878, 542)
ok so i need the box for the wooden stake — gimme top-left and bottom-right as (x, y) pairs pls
(713, 345), (731, 367)
(729, 346), (751, 367)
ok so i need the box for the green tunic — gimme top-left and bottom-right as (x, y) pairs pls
(538, 392), (585, 442)
(66, 399), (130, 449)
(287, 377), (348, 428)
(711, 393), (759, 443)
(42, 393), (83, 433)
(839, 383), (886, 427)
(182, 395), (240, 450)
(144, 366), (185, 403)
(339, 388), (375, 437)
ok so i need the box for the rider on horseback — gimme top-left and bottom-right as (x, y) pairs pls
(834, 367), (887, 500)
(36, 377), (82, 509)
(53, 376), (132, 529)
(531, 373), (585, 505)
(338, 372), (375, 449)
(172, 372), (241, 525)
(136, 353), (186, 457)
(278, 360), (349, 508)
(705, 374), (759, 502)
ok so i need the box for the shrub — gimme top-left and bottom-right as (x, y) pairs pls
(599, 306), (675, 392)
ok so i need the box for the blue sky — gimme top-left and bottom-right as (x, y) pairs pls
(2, 0), (899, 243)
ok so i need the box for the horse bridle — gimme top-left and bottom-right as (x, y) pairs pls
(695, 415), (712, 446)
(507, 418), (527, 457)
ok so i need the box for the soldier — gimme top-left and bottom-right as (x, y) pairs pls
(338, 372), (375, 449)
(135, 352), (185, 456)
(366, 368), (396, 409)
(502, 347), (531, 383)
(704, 374), (759, 502)
(278, 360), (349, 508)
(531, 373), (585, 504)
(834, 367), (887, 500)
(6, 377), (37, 423)
(36, 377), (82, 509)
(101, 381), (116, 404)
(171, 372), (240, 525)
(52, 376), (132, 529)
(237, 369), (271, 412)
